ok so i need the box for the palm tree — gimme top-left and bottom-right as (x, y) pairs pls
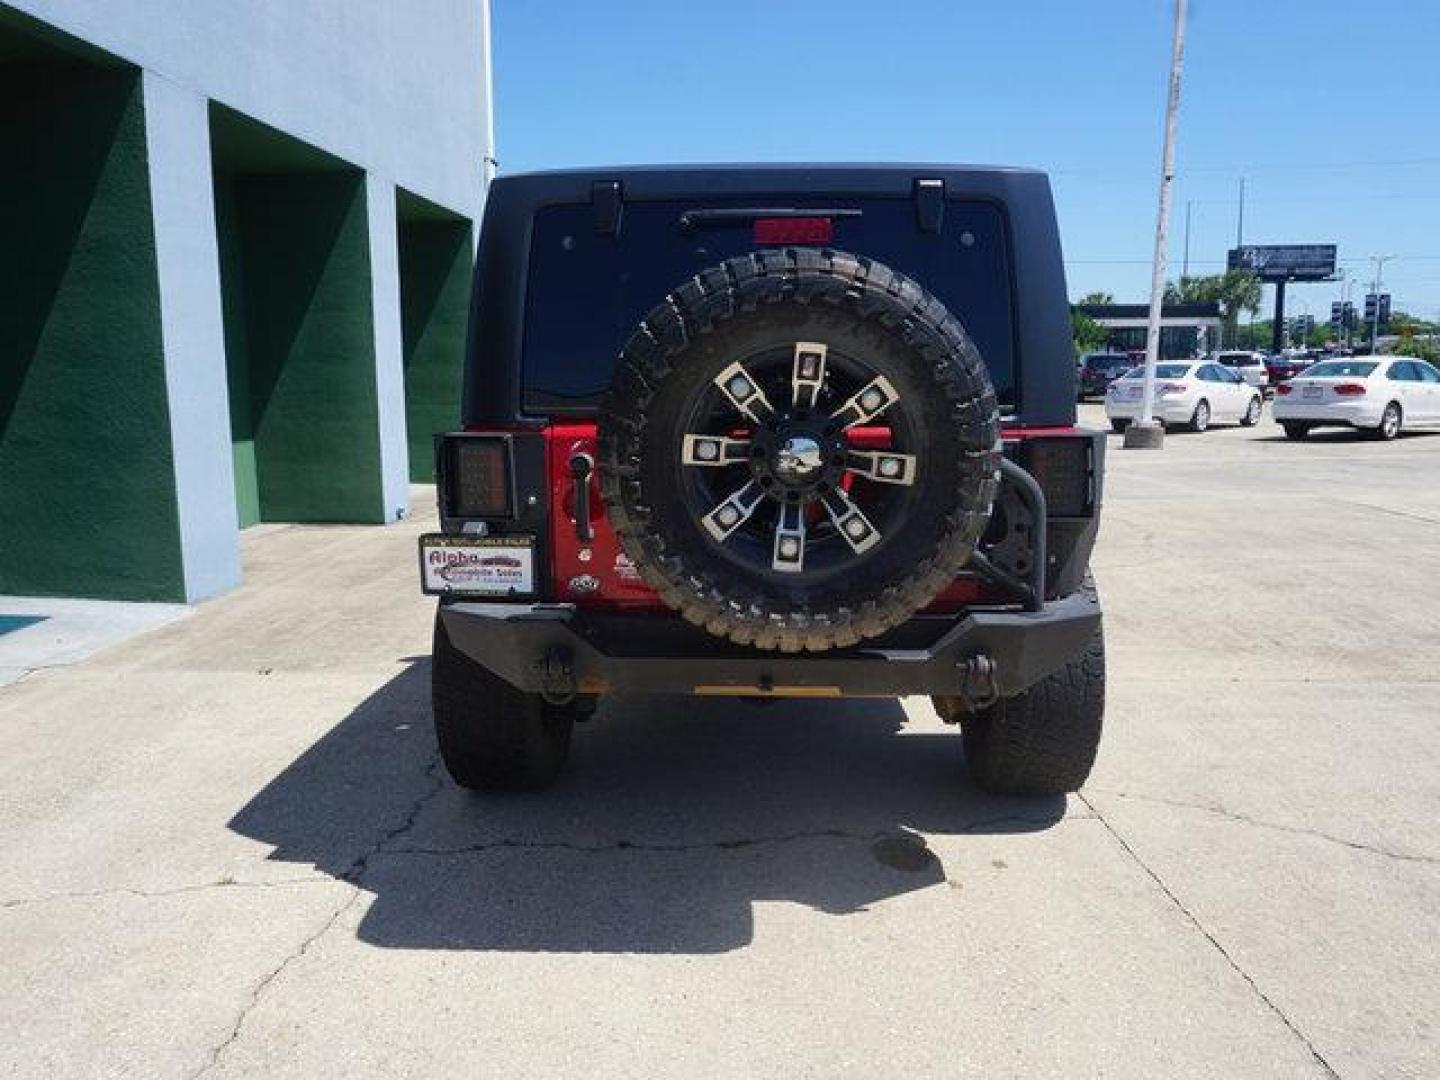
(1164, 271), (1260, 347)
(1215, 270), (1261, 348)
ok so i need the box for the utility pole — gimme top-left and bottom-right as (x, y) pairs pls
(479, 0), (498, 189)
(1369, 255), (1395, 352)
(1340, 270), (1354, 349)
(1236, 177), (1246, 248)
(1125, 0), (1188, 450)
(1182, 200), (1192, 280)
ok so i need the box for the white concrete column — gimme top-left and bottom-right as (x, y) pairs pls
(141, 71), (242, 602)
(364, 172), (411, 522)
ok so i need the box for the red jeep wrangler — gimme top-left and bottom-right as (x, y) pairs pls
(420, 165), (1105, 797)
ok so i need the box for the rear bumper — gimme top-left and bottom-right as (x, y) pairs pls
(1105, 396), (1195, 423)
(438, 590), (1101, 700)
(1272, 397), (1381, 427)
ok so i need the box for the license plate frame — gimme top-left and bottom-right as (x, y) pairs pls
(418, 534), (536, 598)
(1303, 385), (1323, 399)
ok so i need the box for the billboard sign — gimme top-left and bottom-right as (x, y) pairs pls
(1227, 244), (1337, 282)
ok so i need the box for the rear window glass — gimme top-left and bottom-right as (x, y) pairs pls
(1216, 353), (1256, 365)
(1305, 361), (1377, 378)
(1083, 355), (1129, 370)
(1121, 364), (1189, 379)
(521, 199), (1016, 413)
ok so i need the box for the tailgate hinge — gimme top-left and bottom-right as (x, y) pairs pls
(914, 178), (945, 233)
(592, 180), (623, 236)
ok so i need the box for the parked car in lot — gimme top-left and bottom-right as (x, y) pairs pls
(1077, 352), (1134, 399)
(1106, 361), (1263, 433)
(1215, 350), (1270, 391)
(1264, 353), (1309, 384)
(1273, 356), (1440, 440)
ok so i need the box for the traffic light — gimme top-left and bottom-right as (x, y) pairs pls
(1343, 301), (1355, 328)
(1364, 294), (1378, 322)
(1378, 294), (1392, 328)
(1330, 301), (1343, 330)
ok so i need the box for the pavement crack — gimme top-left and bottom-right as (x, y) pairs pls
(1093, 788), (1437, 865)
(387, 828), (888, 858)
(380, 812), (1084, 859)
(1078, 793), (1342, 1080)
(0, 875), (333, 911)
(1332, 497), (1440, 527)
(188, 887), (363, 1079)
(343, 751), (446, 882)
(187, 754), (445, 1076)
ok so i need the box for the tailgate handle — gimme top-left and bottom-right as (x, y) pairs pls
(568, 453), (596, 543)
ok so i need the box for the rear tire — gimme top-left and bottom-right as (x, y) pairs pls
(935, 577), (1105, 797)
(1370, 401), (1402, 441)
(432, 613), (575, 791)
(1241, 396), (1262, 426)
(956, 622), (1105, 796)
(1282, 422), (1310, 440)
(1189, 399), (1211, 433)
(1109, 419), (1130, 435)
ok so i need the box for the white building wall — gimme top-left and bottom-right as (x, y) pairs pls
(5, 1), (490, 601)
(365, 173), (411, 525)
(141, 71), (242, 601)
(6, 0), (489, 224)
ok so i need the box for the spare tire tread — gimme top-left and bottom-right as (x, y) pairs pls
(599, 247), (1000, 653)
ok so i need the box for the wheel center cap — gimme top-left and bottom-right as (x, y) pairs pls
(774, 435), (824, 481)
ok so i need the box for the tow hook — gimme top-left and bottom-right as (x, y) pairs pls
(538, 647), (577, 705)
(957, 654), (999, 714)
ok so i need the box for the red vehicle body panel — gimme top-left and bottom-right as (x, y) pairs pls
(534, 423), (1080, 614)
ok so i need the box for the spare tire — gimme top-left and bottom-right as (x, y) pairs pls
(597, 247), (1000, 653)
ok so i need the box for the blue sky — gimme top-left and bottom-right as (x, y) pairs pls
(493, 1), (1440, 320)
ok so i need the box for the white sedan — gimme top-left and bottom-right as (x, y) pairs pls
(1105, 361), (1263, 434)
(1273, 356), (1440, 440)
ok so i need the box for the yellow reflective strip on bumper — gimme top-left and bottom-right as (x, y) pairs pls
(693, 685), (844, 698)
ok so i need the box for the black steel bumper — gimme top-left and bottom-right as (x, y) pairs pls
(439, 590), (1101, 701)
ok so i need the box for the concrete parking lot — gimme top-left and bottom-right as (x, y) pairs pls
(2, 404), (1437, 1078)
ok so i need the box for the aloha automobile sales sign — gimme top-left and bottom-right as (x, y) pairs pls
(419, 535), (535, 596)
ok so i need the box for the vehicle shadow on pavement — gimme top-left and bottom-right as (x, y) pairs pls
(229, 662), (1065, 954)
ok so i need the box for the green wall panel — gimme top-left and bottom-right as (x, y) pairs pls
(0, 62), (185, 601)
(217, 170), (384, 523)
(398, 217), (472, 482)
(212, 173), (260, 527)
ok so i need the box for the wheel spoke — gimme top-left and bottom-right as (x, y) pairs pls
(820, 488), (881, 554)
(790, 342), (828, 410)
(714, 361), (775, 423)
(682, 433), (751, 466)
(771, 501), (807, 573)
(831, 375), (899, 428)
(701, 480), (766, 542)
(846, 450), (917, 486)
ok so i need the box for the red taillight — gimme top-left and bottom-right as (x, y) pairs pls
(451, 437), (512, 517)
(1334, 383), (1367, 397)
(1276, 384), (1294, 396)
(754, 217), (835, 245)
